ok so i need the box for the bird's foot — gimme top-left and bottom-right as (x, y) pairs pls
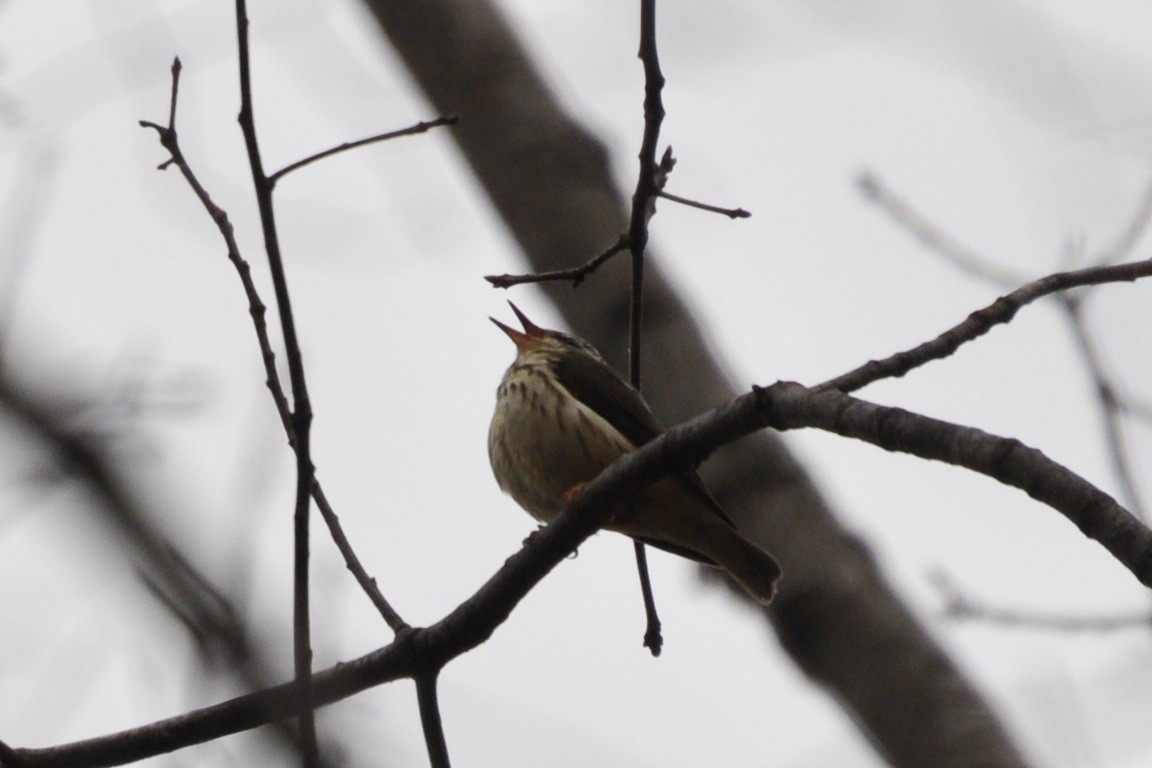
(522, 524), (546, 546)
(560, 482), (589, 507)
(521, 524), (580, 559)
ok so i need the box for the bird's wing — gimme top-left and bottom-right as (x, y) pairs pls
(554, 348), (735, 528)
(554, 348), (664, 447)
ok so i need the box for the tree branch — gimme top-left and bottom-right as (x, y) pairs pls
(623, 0), (671, 657)
(483, 235), (630, 288)
(856, 171), (1152, 522)
(822, 257), (1152, 394)
(233, 4), (321, 760)
(1059, 294), (1148, 521)
(140, 58), (409, 635)
(269, 116), (458, 184)
(657, 190), (750, 219)
(415, 672), (451, 768)
(11, 381), (1150, 766)
(931, 571), (1152, 631)
(857, 171), (1026, 289)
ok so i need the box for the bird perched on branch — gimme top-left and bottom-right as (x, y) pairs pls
(487, 302), (780, 604)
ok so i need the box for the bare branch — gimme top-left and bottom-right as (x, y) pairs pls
(416, 673), (451, 768)
(1060, 295), (1148, 521)
(311, 480), (409, 631)
(232, 3), (322, 759)
(858, 171), (1152, 520)
(932, 571), (1152, 631)
(1097, 171), (1152, 266)
(760, 384), (1152, 585)
(658, 190), (751, 219)
(624, 0), (670, 658)
(141, 61), (408, 635)
(269, 116), (458, 184)
(11, 381), (1150, 766)
(484, 235), (630, 288)
(857, 171), (1027, 289)
(822, 257), (1152, 393)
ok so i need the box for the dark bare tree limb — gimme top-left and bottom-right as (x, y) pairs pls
(9, 380), (1149, 766)
(415, 672), (451, 768)
(622, 0), (672, 659)
(232, 8), (321, 758)
(856, 169), (1152, 521)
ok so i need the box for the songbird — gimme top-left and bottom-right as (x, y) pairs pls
(487, 302), (780, 604)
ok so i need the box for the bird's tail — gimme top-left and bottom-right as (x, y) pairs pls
(701, 527), (781, 605)
(611, 483), (782, 603)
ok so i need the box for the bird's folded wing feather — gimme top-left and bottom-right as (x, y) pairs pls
(554, 348), (735, 528)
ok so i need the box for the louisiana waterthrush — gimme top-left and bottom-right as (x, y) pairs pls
(488, 302), (780, 604)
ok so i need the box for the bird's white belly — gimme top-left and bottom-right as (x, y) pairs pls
(489, 371), (633, 522)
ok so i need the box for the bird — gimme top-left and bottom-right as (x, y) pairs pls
(487, 301), (780, 604)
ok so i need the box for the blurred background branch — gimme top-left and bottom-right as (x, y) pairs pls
(0, 362), (348, 765)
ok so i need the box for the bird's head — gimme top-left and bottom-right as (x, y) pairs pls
(490, 302), (603, 366)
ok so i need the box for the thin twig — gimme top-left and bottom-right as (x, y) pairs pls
(233, 3), (322, 762)
(859, 170), (1152, 518)
(820, 258), (1152, 394)
(484, 1), (686, 655)
(1097, 171), (1152, 266)
(312, 480), (409, 631)
(269, 116), (458, 184)
(12, 381), (1152, 767)
(484, 235), (630, 288)
(658, 190), (750, 219)
(857, 171), (1027, 289)
(140, 62), (407, 634)
(932, 571), (1152, 631)
(624, 0), (670, 659)
(1059, 295), (1148, 521)
(415, 673), (451, 768)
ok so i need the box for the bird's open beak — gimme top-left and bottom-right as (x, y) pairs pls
(507, 301), (544, 336)
(490, 301), (546, 351)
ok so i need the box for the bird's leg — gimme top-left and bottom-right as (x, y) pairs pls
(564, 482), (635, 526)
(522, 523), (580, 559)
(521, 524), (547, 546)
(560, 481), (589, 507)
